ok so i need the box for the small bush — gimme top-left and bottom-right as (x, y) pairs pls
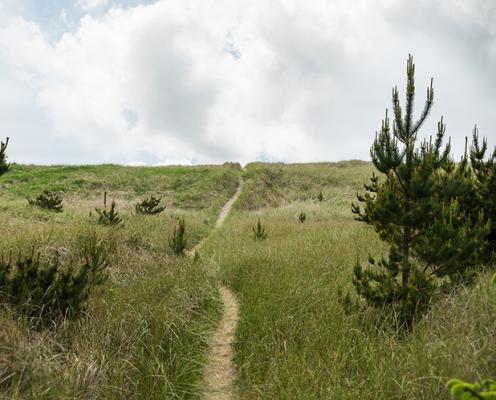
(317, 191), (324, 202)
(447, 379), (496, 399)
(28, 191), (63, 212)
(95, 192), (122, 226)
(0, 137), (9, 176)
(253, 218), (267, 240)
(298, 211), (306, 223)
(0, 235), (108, 323)
(169, 217), (187, 256)
(135, 196), (165, 215)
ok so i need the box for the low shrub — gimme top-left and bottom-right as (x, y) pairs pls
(0, 235), (108, 324)
(135, 196), (165, 215)
(298, 211), (306, 223)
(28, 190), (63, 212)
(447, 379), (496, 399)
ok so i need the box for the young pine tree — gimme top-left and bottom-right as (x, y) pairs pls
(0, 137), (9, 176)
(253, 218), (268, 240)
(467, 127), (496, 259)
(95, 192), (122, 226)
(135, 196), (165, 215)
(436, 129), (494, 267)
(352, 55), (489, 325)
(169, 217), (187, 256)
(28, 190), (64, 212)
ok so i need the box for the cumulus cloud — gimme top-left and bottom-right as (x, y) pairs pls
(0, 0), (495, 165)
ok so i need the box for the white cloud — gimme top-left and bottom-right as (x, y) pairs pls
(76, 0), (108, 11)
(0, 0), (495, 165)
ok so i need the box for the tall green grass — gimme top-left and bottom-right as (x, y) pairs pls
(203, 162), (496, 399)
(0, 163), (240, 399)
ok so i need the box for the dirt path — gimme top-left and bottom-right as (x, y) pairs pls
(188, 179), (244, 257)
(203, 286), (239, 400)
(189, 179), (243, 399)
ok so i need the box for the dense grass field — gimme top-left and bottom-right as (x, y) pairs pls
(0, 163), (241, 399)
(204, 162), (496, 399)
(1, 161), (495, 399)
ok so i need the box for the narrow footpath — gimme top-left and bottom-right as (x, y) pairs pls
(203, 286), (239, 400)
(189, 179), (244, 400)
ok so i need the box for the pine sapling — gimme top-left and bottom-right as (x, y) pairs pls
(0, 234), (108, 324)
(253, 218), (267, 240)
(95, 192), (122, 226)
(28, 190), (64, 212)
(169, 217), (187, 255)
(464, 127), (496, 259)
(135, 196), (165, 215)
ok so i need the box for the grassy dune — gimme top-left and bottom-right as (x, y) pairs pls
(1, 161), (494, 399)
(0, 164), (240, 399)
(203, 162), (496, 399)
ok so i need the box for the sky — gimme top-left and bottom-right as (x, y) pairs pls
(0, 0), (495, 165)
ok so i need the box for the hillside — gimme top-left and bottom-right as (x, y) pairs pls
(0, 163), (241, 399)
(0, 161), (494, 399)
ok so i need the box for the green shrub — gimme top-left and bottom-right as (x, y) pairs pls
(169, 217), (187, 256)
(447, 379), (496, 399)
(253, 218), (267, 240)
(135, 196), (165, 215)
(95, 192), (122, 226)
(0, 235), (107, 323)
(298, 211), (306, 223)
(317, 191), (324, 202)
(0, 137), (9, 176)
(28, 190), (64, 212)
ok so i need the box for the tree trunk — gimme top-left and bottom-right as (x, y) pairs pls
(402, 225), (411, 286)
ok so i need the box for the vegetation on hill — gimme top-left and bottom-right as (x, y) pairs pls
(0, 164), (240, 221)
(203, 162), (496, 399)
(237, 161), (374, 210)
(0, 163), (240, 398)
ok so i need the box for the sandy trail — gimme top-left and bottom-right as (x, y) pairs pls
(203, 286), (239, 400)
(203, 180), (243, 400)
(188, 179), (243, 399)
(188, 179), (244, 257)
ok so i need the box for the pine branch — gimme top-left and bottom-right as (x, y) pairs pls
(411, 78), (434, 137)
